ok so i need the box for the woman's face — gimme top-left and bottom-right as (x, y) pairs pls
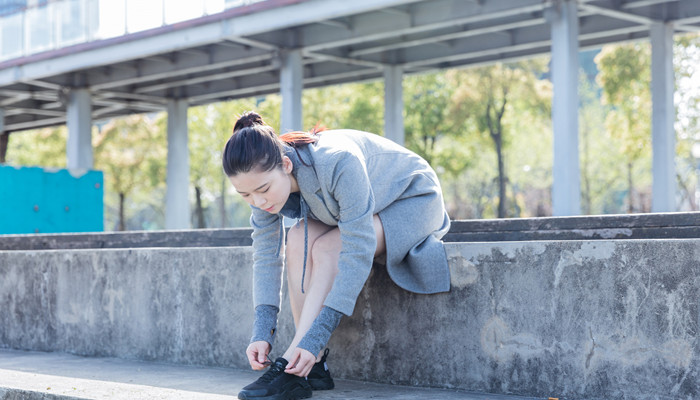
(229, 156), (296, 214)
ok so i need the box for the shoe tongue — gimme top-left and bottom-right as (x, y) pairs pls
(273, 357), (289, 369)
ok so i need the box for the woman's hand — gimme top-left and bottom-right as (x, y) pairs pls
(246, 341), (271, 370)
(284, 347), (316, 377)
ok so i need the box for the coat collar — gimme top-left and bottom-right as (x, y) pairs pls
(285, 145), (321, 198)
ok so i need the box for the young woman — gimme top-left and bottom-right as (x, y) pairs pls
(223, 111), (451, 400)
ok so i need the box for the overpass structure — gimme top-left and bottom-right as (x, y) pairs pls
(0, 0), (699, 227)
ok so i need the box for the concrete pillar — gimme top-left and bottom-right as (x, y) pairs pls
(0, 108), (6, 164)
(651, 22), (676, 212)
(280, 49), (303, 133)
(165, 98), (190, 230)
(549, 0), (580, 216)
(384, 66), (405, 146)
(66, 88), (93, 170)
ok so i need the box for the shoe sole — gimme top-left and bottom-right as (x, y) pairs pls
(238, 386), (312, 400)
(238, 392), (311, 400)
(308, 379), (334, 391)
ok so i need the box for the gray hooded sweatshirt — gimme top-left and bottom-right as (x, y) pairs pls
(249, 129), (451, 354)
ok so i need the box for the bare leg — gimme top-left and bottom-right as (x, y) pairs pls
(286, 219), (334, 327)
(283, 215), (386, 361)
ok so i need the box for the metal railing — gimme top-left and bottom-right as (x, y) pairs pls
(0, 0), (267, 62)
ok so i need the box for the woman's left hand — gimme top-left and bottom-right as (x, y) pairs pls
(285, 347), (316, 377)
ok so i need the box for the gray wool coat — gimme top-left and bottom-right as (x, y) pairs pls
(250, 129), (451, 317)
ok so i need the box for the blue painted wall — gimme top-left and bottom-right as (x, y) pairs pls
(0, 165), (103, 234)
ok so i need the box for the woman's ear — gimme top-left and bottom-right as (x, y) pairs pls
(282, 156), (293, 174)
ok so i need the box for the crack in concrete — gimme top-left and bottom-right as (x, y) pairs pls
(585, 327), (596, 369)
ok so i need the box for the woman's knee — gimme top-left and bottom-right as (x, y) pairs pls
(285, 221), (307, 266)
(309, 231), (341, 274)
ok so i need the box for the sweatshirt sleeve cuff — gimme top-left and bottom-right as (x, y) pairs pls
(251, 304), (279, 346)
(297, 306), (343, 357)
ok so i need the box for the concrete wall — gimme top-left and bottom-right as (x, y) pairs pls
(1, 240), (698, 399)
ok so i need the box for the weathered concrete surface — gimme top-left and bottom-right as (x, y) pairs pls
(0, 247), (273, 368)
(4, 212), (700, 250)
(335, 240), (700, 399)
(1, 240), (699, 399)
(0, 349), (539, 400)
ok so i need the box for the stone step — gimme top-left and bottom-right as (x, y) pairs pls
(0, 349), (545, 400)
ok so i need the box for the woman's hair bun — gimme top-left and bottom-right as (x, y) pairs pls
(234, 111), (265, 132)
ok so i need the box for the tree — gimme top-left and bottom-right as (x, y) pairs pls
(404, 72), (453, 166)
(0, 133), (8, 163)
(5, 126), (68, 167)
(596, 43), (652, 213)
(188, 98), (273, 228)
(674, 33), (700, 211)
(94, 115), (161, 231)
(189, 104), (224, 229)
(449, 61), (550, 218)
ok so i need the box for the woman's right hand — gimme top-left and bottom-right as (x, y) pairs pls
(246, 341), (271, 370)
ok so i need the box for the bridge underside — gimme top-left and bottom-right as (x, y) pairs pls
(1, 0), (698, 132)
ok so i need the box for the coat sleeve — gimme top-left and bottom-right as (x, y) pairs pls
(322, 154), (377, 316)
(250, 206), (285, 309)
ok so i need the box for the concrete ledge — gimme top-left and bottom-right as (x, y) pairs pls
(3, 212), (700, 250)
(0, 349), (538, 400)
(1, 240), (699, 399)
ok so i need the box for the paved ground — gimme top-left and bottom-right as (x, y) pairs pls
(0, 349), (545, 400)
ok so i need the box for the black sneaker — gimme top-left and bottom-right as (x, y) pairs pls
(238, 357), (312, 400)
(307, 349), (334, 391)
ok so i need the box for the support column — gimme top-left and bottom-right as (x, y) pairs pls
(384, 66), (405, 146)
(165, 98), (190, 230)
(66, 88), (93, 170)
(549, 0), (580, 216)
(280, 49), (303, 133)
(651, 22), (676, 212)
(0, 108), (7, 164)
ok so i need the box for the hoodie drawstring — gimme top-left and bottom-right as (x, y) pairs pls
(273, 194), (310, 294)
(275, 217), (284, 259)
(300, 196), (309, 294)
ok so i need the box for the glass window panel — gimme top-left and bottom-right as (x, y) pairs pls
(126, 0), (162, 33)
(224, 0), (245, 9)
(57, 0), (86, 46)
(204, 0), (224, 15)
(164, 0), (203, 24)
(0, 1), (27, 16)
(225, 0), (265, 10)
(0, 12), (23, 60)
(94, 0), (125, 39)
(25, 2), (52, 54)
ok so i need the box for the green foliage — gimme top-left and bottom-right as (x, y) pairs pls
(596, 42), (653, 212)
(674, 32), (700, 210)
(404, 72), (452, 165)
(596, 43), (652, 162)
(446, 60), (552, 218)
(302, 82), (383, 133)
(94, 114), (163, 230)
(5, 126), (68, 168)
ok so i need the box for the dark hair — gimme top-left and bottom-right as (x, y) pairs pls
(222, 111), (322, 176)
